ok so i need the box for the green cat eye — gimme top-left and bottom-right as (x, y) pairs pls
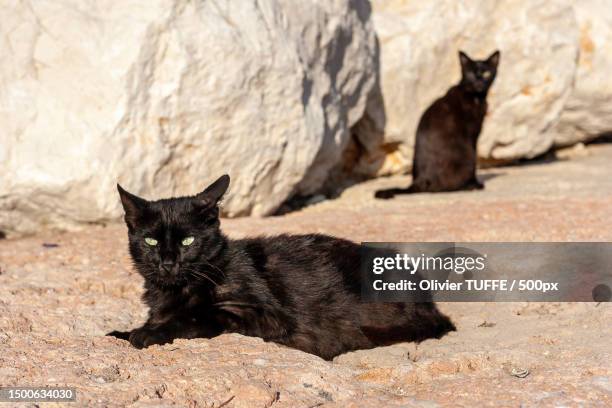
(144, 237), (158, 246)
(181, 236), (195, 246)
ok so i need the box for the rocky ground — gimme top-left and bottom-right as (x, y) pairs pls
(1, 144), (611, 407)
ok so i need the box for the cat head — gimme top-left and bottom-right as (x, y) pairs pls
(117, 175), (230, 288)
(458, 50), (500, 94)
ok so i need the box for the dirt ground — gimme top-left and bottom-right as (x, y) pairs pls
(0, 144), (611, 407)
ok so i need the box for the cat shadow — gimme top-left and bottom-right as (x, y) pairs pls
(505, 150), (560, 168)
(478, 172), (505, 183)
(276, 16), (386, 216)
(586, 131), (612, 145)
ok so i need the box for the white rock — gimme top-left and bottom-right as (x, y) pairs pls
(0, 0), (376, 235)
(554, 0), (612, 146)
(354, 0), (579, 175)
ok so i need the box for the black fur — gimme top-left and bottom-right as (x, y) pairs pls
(108, 175), (455, 360)
(375, 50), (500, 199)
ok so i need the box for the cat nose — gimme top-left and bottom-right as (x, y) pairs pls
(160, 261), (176, 274)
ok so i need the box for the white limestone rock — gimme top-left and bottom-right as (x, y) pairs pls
(554, 0), (612, 146)
(0, 0), (376, 235)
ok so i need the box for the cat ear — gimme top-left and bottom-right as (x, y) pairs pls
(458, 51), (472, 70)
(117, 184), (148, 227)
(486, 50), (500, 69)
(196, 174), (230, 207)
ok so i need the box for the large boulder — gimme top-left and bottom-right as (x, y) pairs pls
(353, 0), (579, 176)
(0, 0), (376, 235)
(554, 0), (612, 146)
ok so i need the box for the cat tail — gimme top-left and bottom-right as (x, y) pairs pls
(374, 184), (419, 199)
(403, 184), (420, 194)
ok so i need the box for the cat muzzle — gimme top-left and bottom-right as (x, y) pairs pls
(160, 262), (179, 276)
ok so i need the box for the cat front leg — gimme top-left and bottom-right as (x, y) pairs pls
(106, 318), (183, 349)
(127, 323), (175, 349)
(106, 330), (131, 341)
(122, 317), (222, 349)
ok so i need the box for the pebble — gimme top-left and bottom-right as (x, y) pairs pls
(510, 368), (530, 378)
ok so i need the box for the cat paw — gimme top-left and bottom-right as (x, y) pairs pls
(106, 330), (131, 341)
(374, 189), (396, 199)
(128, 327), (172, 349)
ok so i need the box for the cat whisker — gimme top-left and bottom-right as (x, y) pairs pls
(187, 261), (226, 279)
(186, 269), (219, 286)
(202, 260), (226, 278)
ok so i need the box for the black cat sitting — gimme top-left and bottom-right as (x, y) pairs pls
(376, 50), (500, 199)
(108, 175), (455, 360)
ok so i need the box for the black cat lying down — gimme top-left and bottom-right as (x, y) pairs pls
(108, 175), (455, 360)
(375, 50), (500, 199)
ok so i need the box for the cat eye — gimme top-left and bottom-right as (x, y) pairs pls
(482, 71), (491, 79)
(144, 237), (158, 246)
(181, 236), (195, 246)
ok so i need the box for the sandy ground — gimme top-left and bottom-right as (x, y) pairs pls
(0, 144), (611, 407)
